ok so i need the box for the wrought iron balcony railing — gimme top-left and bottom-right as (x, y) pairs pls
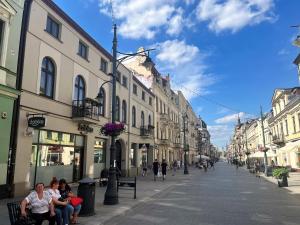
(72, 98), (100, 121)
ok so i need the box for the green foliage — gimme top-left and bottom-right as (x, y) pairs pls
(272, 168), (289, 179)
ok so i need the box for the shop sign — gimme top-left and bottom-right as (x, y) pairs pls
(78, 123), (93, 133)
(28, 116), (46, 128)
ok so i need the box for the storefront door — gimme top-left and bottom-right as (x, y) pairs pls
(116, 140), (122, 172)
(73, 147), (83, 182)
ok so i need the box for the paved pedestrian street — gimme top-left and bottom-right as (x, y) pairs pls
(103, 163), (300, 225)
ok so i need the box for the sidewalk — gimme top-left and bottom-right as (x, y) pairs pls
(0, 168), (194, 225)
(243, 166), (300, 195)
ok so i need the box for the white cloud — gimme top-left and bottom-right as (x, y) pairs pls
(215, 112), (244, 124)
(215, 112), (255, 124)
(196, 0), (275, 33)
(278, 49), (289, 56)
(153, 39), (216, 100)
(98, 0), (185, 39)
(208, 124), (232, 148)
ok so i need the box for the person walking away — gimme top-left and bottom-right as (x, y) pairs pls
(142, 160), (148, 177)
(172, 160), (177, 176)
(20, 183), (56, 225)
(152, 159), (159, 181)
(255, 161), (260, 178)
(210, 160), (215, 170)
(161, 159), (168, 180)
(48, 177), (71, 225)
(59, 179), (81, 224)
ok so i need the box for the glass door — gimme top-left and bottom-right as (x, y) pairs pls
(73, 147), (83, 182)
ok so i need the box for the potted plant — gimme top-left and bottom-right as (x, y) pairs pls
(272, 168), (289, 187)
(100, 122), (125, 136)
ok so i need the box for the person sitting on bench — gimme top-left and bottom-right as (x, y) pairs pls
(20, 183), (56, 225)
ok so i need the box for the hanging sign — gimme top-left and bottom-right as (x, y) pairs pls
(28, 116), (46, 128)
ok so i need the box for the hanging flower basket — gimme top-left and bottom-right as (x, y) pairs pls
(101, 123), (125, 136)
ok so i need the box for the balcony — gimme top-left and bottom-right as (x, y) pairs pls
(272, 134), (285, 145)
(173, 122), (180, 130)
(72, 98), (100, 123)
(140, 125), (154, 137)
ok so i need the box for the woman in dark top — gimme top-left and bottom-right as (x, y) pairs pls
(58, 179), (81, 224)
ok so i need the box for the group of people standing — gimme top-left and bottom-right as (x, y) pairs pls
(151, 159), (180, 181)
(20, 177), (81, 225)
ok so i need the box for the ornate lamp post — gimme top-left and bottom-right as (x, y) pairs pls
(183, 112), (189, 174)
(102, 24), (154, 205)
(260, 106), (269, 175)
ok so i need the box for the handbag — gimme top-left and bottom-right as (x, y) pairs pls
(70, 197), (83, 207)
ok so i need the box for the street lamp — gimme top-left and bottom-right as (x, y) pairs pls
(182, 109), (189, 174)
(260, 106), (269, 175)
(102, 24), (154, 205)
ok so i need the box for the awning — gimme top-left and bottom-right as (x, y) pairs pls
(277, 139), (300, 153)
(249, 151), (276, 158)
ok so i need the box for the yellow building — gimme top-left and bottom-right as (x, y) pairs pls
(268, 88), (300, 169)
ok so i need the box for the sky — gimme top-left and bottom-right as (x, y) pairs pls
(53, 0), (300, 150)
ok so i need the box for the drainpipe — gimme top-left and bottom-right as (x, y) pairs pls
(8, 0), (33, 197)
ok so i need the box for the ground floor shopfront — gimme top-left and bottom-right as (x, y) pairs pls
(276, 140), (300, 170)
(13, 108), (110, 196)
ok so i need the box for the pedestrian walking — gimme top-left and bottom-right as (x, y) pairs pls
(255, 161), (260, 178)
(142, 160), (147, 177)
(209, 160), (215, 170)
(161, 159), (168, 180)
(152, 159), (159, 181)
(172, 160), (177, 176)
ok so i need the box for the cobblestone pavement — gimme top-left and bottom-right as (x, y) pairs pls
(103, 162), (300, 225)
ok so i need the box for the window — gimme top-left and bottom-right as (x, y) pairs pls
(78, 41), (88, 59)
(148, 115), (151, 126)
(130, 144), (137, 167)
(142, 91), (145, 101)
(73, 75), (85, 102)
(156, 97), (158, 112)
(149, 97), (152, 106)
(280, 122), (284, 137)
(46, 16), (60, 39)
(100, 58), (108, 74)
(94, 140), (106, 163)
(293, 116), (296, 133)
(116, 71), (121, 83)
(132, 106), (136, 127)
(285, 119), (288, 136)
(122, 100), (127, 123)
(116, 96), (120, 121)
(133, 84), (137, 95)
(122, 76), (128, 88)
(99, 88), (106, 116)
(141, 111), (145, 127)
(40, 57), (55, 98)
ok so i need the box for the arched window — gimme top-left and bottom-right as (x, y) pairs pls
(122, 100), (127, 123)
(40, 57), (55, 98)
(148, 115), (151, 126)
(132, 106), (136, 127)
(141, 111), (145, 127)
(99, 87), (105, 116)
(116, 96), (120, 121)
(74, 75), (85, 102)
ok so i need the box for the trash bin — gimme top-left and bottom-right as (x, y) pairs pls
(77, 177), (96, 216)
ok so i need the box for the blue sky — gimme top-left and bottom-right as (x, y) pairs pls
(53, 0), (300, 149)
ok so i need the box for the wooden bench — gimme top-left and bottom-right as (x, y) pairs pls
(7, 201), (35, 225)
(117, 177), (136, 199)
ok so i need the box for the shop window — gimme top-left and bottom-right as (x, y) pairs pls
(94, 140), (106, 163)
(130, 144), (137, 167)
